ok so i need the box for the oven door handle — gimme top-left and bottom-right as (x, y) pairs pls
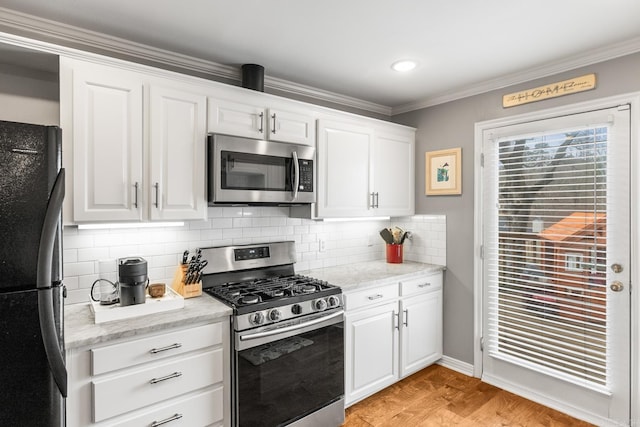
(239, 310), (343, 342)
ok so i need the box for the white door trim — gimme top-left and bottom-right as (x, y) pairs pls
(473, 92), (640, 426)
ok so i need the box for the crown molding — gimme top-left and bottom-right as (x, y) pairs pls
(392, 35), (640, 115)
(2, 7), (639, 118)
(0, 7), (392, 116)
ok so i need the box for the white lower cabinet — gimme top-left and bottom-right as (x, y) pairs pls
(66, 320), (230, 427)
(343, 271), (443, 406)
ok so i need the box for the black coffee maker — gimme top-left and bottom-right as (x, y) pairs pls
(118, 257), (148, 306)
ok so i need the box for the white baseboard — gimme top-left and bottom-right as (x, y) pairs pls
(436, 355), (475, 377)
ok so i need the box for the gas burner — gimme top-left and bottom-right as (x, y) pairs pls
(240, 294), (261, 305)
(298, 284), (317, 294)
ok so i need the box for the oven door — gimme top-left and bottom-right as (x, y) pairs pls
(234, 310), (344, 427)
(209, 134), (315, 205)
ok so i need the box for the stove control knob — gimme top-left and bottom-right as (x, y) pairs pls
(250, 312), (265, 325)
(268, 309), (282, 321)
(314, 299), (328, 311)
(291, 304), (302, 315)
(327, 296), (340, 308)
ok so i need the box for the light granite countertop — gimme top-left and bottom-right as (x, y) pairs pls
(65, 294), (231, 350)
(302, 260), (445, 293)
(66, 260), (443, 349)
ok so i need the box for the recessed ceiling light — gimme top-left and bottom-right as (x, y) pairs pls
(391, 60), (417, 72)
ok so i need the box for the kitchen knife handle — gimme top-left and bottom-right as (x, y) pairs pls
(149, 371), (182, 384)
(151, 413), (183, 427)
(271, 113), (277, 134)
(258, 112), (264, 133)
(133, 182), (139, 208)
(154, 182), (159, 208)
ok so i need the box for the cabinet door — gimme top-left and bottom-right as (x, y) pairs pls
(399, 290), (443, 378)
(268, 108), (315, 146)
(207, 97), (265, 139)
(316, 119), (373, 218)
(345, 302), (398, 406)
(372, 130), (415, 216)
(72, 65), (143, 221)
(149, 85), (207, 220)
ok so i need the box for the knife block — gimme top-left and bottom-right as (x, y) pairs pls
(171, 264), (202, 298)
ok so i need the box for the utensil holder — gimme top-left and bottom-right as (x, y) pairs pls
(171, 264), (202, 298)
(386, 244), (403, 263)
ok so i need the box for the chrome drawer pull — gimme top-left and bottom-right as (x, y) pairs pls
(151, 413), (183, 426)
(418, 283), (431, 288)
(149, 343), (182, 354)
(367, 294), (383, 300)
(149, 371), (182, 384)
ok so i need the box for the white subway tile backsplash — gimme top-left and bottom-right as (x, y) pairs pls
(63, 209), (446, 304)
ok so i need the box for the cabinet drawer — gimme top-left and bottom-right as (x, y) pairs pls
(92, 323), (222, 375)
(109, 387), (224, 427)
(400, 272), (442, 297)
(344, 283), (398, 311)
(92, 348), (222, 422)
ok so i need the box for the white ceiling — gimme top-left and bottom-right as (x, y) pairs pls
(1, 0), (640, 114)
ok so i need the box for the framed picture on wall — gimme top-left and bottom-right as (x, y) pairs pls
(425, 147), (462, 195)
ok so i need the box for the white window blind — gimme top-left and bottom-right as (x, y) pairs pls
(484, 119), (615, 391)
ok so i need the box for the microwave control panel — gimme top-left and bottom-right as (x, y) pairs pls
(298, 160), (313, 192)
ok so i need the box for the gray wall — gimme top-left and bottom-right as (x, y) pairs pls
(393, 51), (640, 365)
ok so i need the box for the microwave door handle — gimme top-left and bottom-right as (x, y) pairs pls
(291, 150), (299, 201)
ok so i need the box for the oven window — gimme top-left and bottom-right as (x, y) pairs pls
(236, 322), (344, 427)
(221, 151), (292, 192)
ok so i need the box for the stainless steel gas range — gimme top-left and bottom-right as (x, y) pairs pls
(199, 241), (344, 427)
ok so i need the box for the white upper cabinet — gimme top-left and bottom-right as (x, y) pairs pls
(62, 58), (207, 223)
(311, 118), (415, 219)
(149, 85), (207, 221)
(372, 129), (415, 217)
(70, 63), (144, 222)
(208, 94), (316, 146)
(316, 119), (373, 217)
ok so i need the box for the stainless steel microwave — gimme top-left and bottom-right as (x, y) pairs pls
(208, 134), (315, 205)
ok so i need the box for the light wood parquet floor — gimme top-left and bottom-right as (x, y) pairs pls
(343, 364), (595, 427)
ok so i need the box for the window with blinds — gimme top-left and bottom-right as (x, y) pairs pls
(485, 123), (610, 390)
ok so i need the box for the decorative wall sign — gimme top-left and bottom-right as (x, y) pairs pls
(502, 73), (596, 108)
(425, 148), (461, 195)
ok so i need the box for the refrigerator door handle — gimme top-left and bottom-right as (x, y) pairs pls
(36, 169), (67, 397)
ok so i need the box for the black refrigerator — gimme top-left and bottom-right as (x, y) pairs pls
(0, 120), (67, 426)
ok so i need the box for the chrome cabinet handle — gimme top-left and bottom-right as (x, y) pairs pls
(418, 283), (431, 288)
(394, 311), (399, 330)
(374, 192), (379, 208)
(149, 371), (182, 384)
(403, 309), (408, 327)
(370, 192), (375, 208)
(367, 294), (383, 300)
(154, 182), (159, 208)
(149, 343), (182, 354)
(258, 112), (264, 133)
(133, 182), (139, 208)
(271, 113), (277, 134)
(151, 413), (183, 426)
